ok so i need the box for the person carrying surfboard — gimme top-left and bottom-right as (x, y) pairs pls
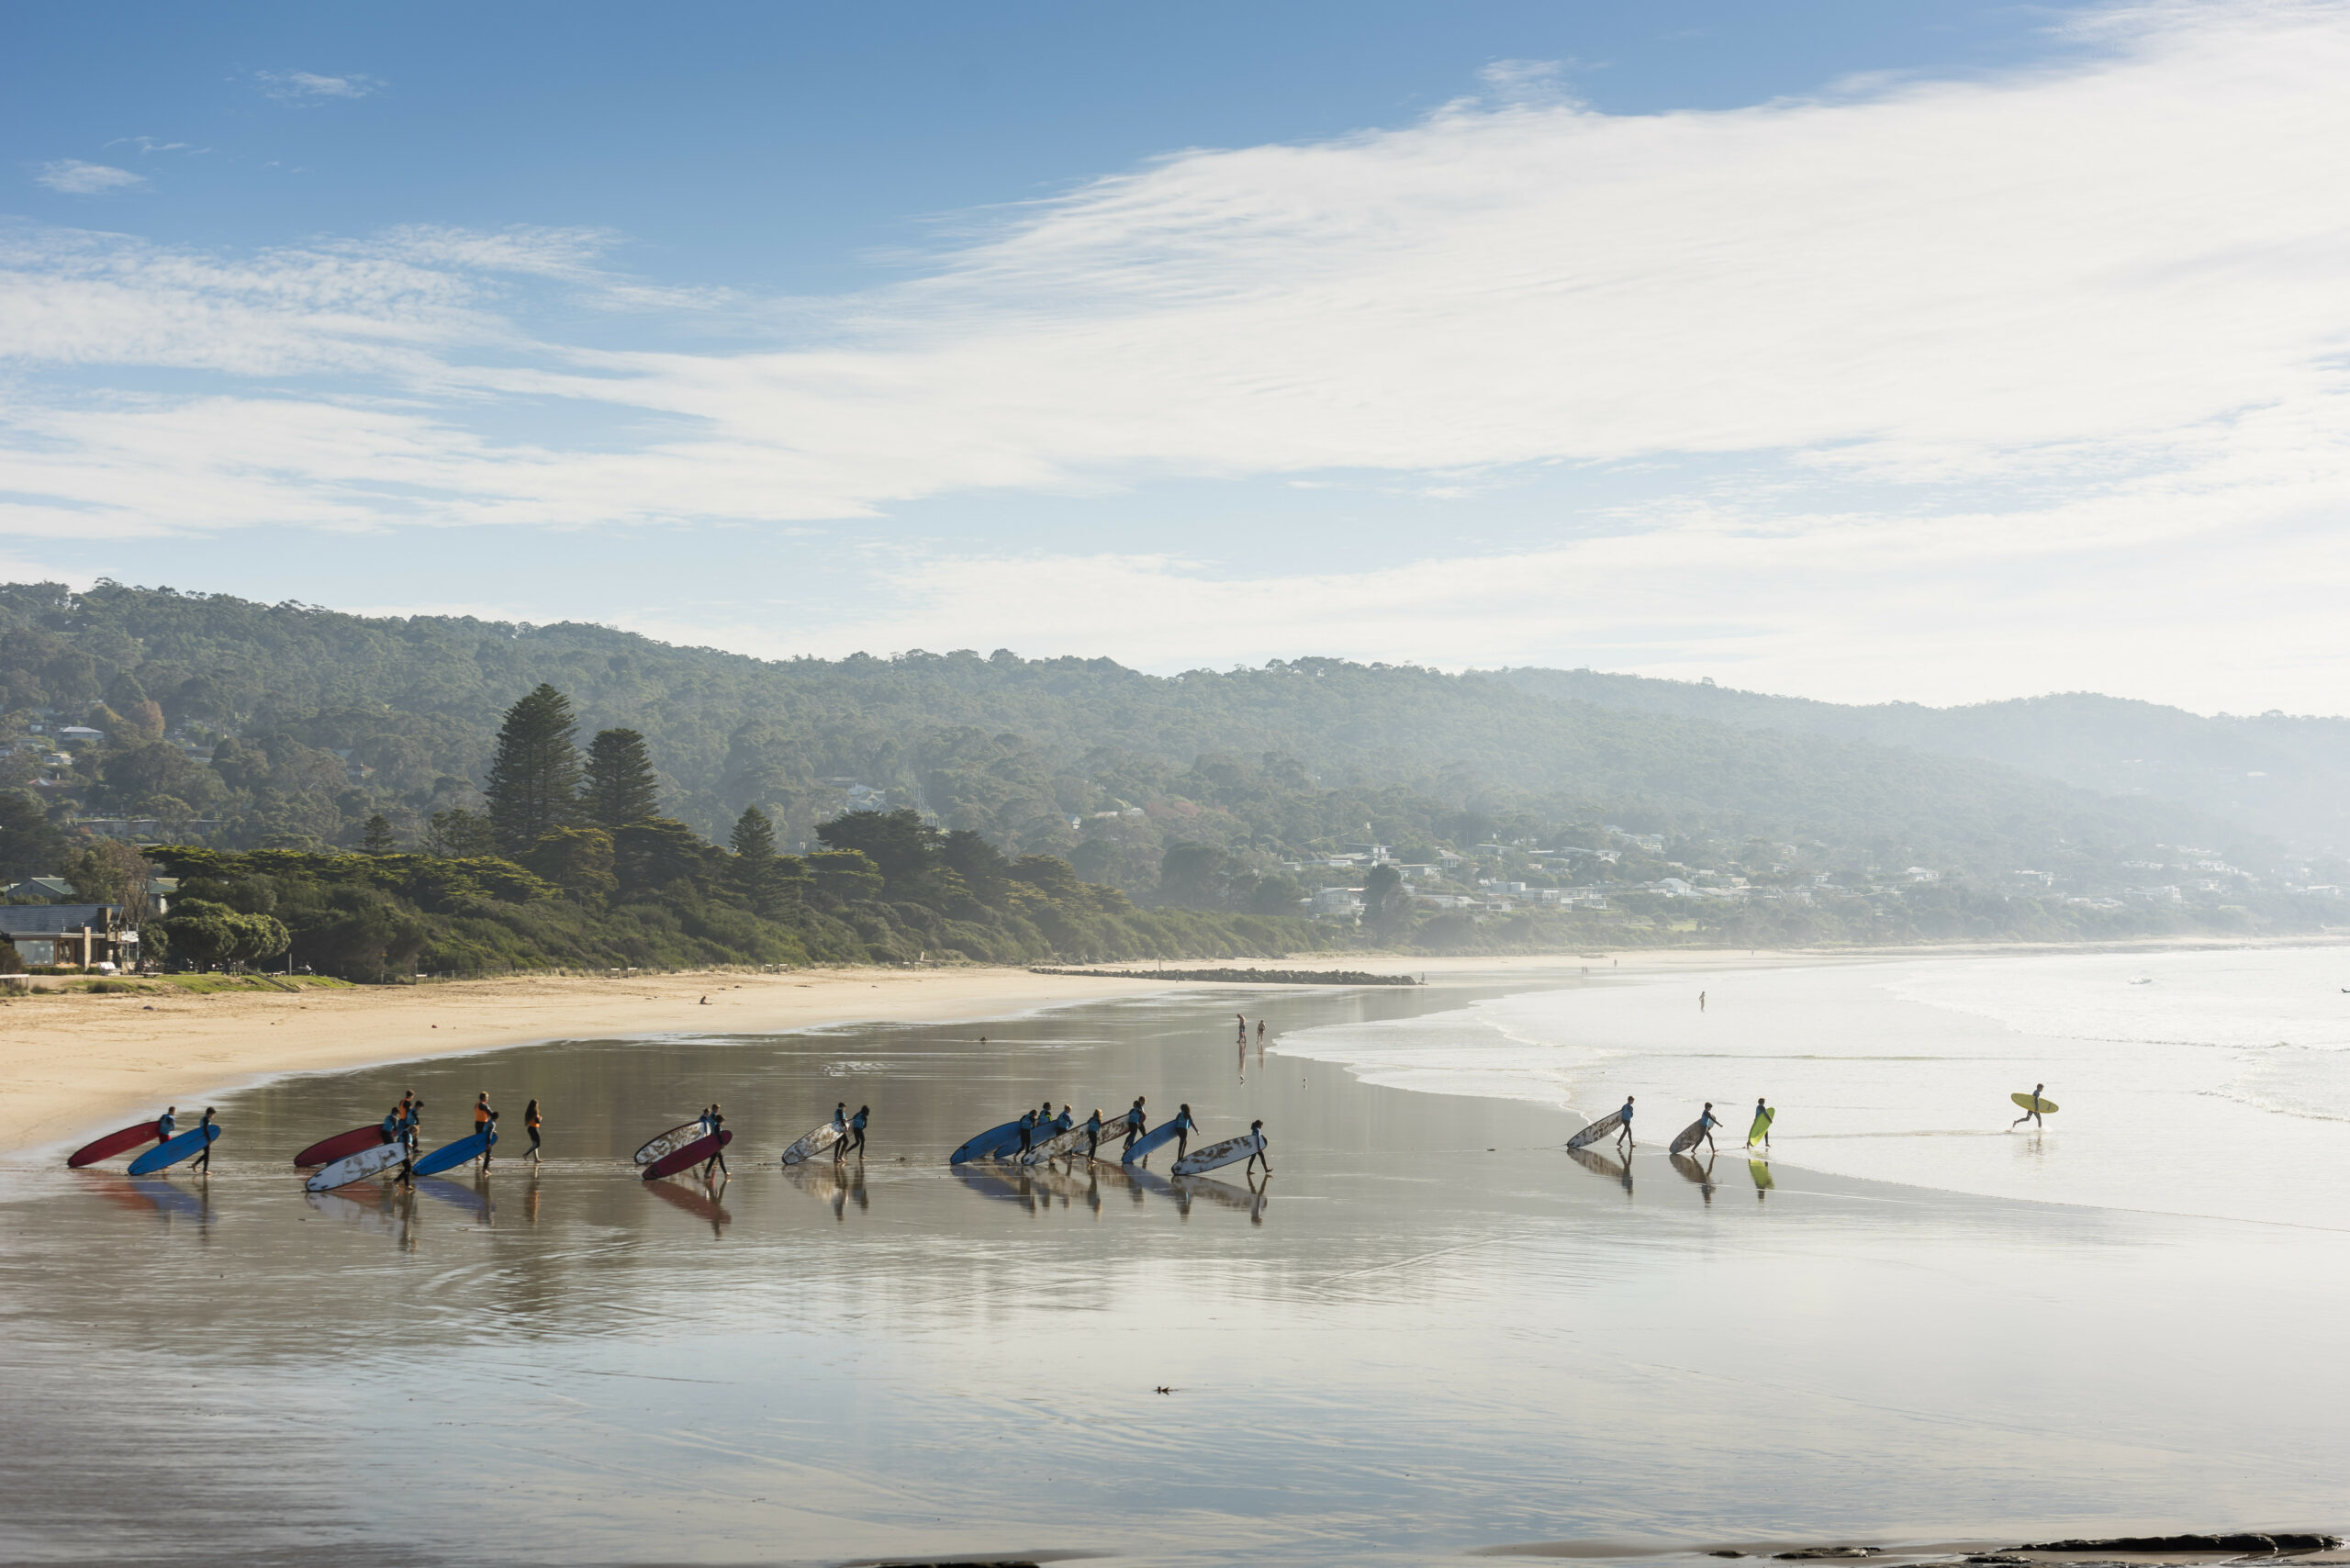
(839, 1104), (868, 1161)
(1615, 1095), (1637, 1150)
(702, 1104), (729, 1178)
(1689, 1102), (1721, 1156)
(2011, 1082), (2050, 1130)
(1749, 1097), (1773, 1151)
(191, 1107), (217, 1171)
(156, 1106), (176, 1147)
(381, 1103), (402, 1143)
(474, 1093), (496, 1166)
(1122, 1097), (1147, 1154)
(1081, 1107), (1104, 1159)
(1171, 1103), (1198, 1161)
(1014, 1107), (1038, 1159)
(1245, 1118), (1270, 1177)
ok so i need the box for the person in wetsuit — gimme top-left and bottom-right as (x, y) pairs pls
(1245, 1118), (1270, 1177)
(1014, 1107), (1038, 1159)
(1121, 1097), (1147, 1154)
(1690, 1101), (1720, 1156)
(1081, 1107), (1104, 1159)
(191, 1107), (217, 1171)
(524, 1099), (543, 1163)
(155, 1106), (176, 1148)
(1615, 1095), (1636, 1152)
(839, 1104), (868, 1161)
(1170, 1103), (1198, 1161)
(2011, 1082), (2050, 1130)
(702, 1104), (729, 1178)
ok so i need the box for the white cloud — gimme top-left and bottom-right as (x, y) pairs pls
(33, 160), (145, 196)
(6, 1), (2350, 705)
(255, 70), (382, 102)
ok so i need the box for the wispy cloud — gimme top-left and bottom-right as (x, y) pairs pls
(5, 1), (2350, 704)
(104, 137), (198, 155)
(32, 160), (145, 195)
(254, 70), (382, 102)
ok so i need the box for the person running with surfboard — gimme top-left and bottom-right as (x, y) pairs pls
(1615, 1095), (1636, 1151)
(2011, 1082), (2050, 1130)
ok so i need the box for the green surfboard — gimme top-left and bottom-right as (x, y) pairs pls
(2011, 1092), (2058, 1114)
(1746, 1106), (1774, 1148)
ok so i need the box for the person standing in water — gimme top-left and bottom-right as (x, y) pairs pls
(1699, 990), (1707, 1013)
(702, 1104), (729, 1178)
(2012, 1082), (2050, 1130)
(1690, 1102), (1720, 1156)
(191, 1107), (217, 1171)
(1615, 1094), (1637, 1151)
(524, 1099), (543, 1163)
(1255, 1019), (1266, 1046)
(399, 1101), (422, 1187)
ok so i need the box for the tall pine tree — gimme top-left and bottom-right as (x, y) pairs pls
(485, 684), (583, 855)
(582, 728), (661, 829)
(730, 805), (792, 915)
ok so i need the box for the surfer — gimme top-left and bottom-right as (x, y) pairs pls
(380, 1103), (402, 1143)
(1082, 1107), (1104, 1159)
(1170, 1103), (1198, 1161)
(702, 1104), (729, 1177)
(192, 1107), (216, 1171)
(1750, 1096), (1772, 1151)
(1245, 1118), (1270, 1177)
(2011, 1082), (2049, 1130)
(839, 1104), (868, 1161)
(474, 1093), (494, 1146)
(1615, 1095), (1636, 1151)
(399, 1102), (421, 1187)
(524, 1099), (543, 1164)
(156, 1106), (176, 1148)
(1014, 1107), (1038, 1159)
(1122, 1097), (1147, 1154)
(1690, 1102), (1720, 1156)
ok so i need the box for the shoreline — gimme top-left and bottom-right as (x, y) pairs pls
(8, 932), (2340, 1162)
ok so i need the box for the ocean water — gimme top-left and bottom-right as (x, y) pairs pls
(1274, 946), (2350, 1228)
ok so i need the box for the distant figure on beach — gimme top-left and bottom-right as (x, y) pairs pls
(1616, 1095), (1636, 1151)
(1122, 1097), (1147, 1153)
(1170, 1103), (1198, 1161)
(481, 1110), (498, 1170)
(1699, 990), (1707, 1012)
(524, 1099), (543, 1163)
(192, 1107), (216, 1171)
(1691, 1102), (1719, 1155)
(1255, 1019), (1266, 1044)
(702, 1104), (729, 1177)
(1246, 1118), (1270, 1177)
(2012, 1082), (2050, 1130)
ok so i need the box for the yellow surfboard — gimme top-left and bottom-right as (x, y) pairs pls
(2011, 1092), (2058, 1114)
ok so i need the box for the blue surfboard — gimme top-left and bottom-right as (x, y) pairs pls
(1121, 1120), (1184, 1166)
(128, 1123), (218, 1176)
(949, 1118), (1025, 1164)
(410, 1128), (494, 1177)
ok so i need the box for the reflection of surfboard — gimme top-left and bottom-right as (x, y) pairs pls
(634, 1121), (707, 1165)
(1173, 1130), (1265, 1177)
(953, 1164), (1035, 1209)
(411, 1129), (493, 1177)
(1669, 1151), (1713, 1186)
(1122, 1121), (1184, 1165)
(128, 1123), (218, 1175)
(1668, 1118), (1709, 1156)
(780, 1120), (845, 1166)
(416, 1176), (492, 1222)
(1567, 1145), (1632, 1192)
(949, 1118), (1024, 1165)
(643, 1129), (731, 1180)
(1749, 1159), (1774, 1192)
(308, 1138), (410, 1192)
(293, 1125), (387, 1169)
(1567, 1109), (1625, 1150)
(647, 1177), (729, 1226)
(2011, 1092), (2058, 1114)
(1747, 1107), (1774, 1148)
(68, 1119), (162, 1168)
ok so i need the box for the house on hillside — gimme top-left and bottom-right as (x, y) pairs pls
(0, 903), (132, 969)
(3, 877), (78, 902)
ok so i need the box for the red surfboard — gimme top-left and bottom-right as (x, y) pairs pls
(293, 1125), (389, 1169)
(643, 1129), (731, 1181)
(67, 1120), (163, 1168)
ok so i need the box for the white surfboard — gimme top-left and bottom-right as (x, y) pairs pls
(633, 1121), (706, 1166)
(1668, 1117), (1710, 1156)
(1020, 1120), (1101, 1165)
(1567, 1108), (1626, 1150)
(307, 1137), (409, 1193)
(1172, 1129), (1265, 1177)
(780, 1120), (845, 1167)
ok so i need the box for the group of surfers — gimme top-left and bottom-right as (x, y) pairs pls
(669, 1101), (873, 1181)
(1595, 1095), (1776, 1155)
(369, 1090), (547, 1182)
(995, 1096), (1271, 1177)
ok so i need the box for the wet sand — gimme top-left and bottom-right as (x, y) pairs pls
(3, 965), (2344, 1566)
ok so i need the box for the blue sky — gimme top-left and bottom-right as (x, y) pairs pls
(6, 1), (2347, 711)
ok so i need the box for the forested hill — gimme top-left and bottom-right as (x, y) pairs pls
(1490, 669), (2350, 852)
(3, 580), (2337, 953)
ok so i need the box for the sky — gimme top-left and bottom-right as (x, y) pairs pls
(4, 0), (2346, 713)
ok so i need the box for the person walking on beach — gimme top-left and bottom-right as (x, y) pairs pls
(1255, 1019), (1266, 1046)
(1690, 1102), (1721, 1156)
(1615, 1094), (1637, 1151)
(1245, 1118), (1270, 1177)
(381, 1103), (402, 1144)
(1751, 1096), (1772, 1151)
(702, 1104), (729, 1178)
(524, 1099), (543, 1164)
(1014, 1106), (1038, 1159)
(1170, 1103), (1198, 1162)
(155, 1105), (176, 1148)
(1699, 990), (1707, 1013)
(2012, 1082), (2050, 1130)
(839, 1104), (868, 1161)
(191, 1107), (216, 1171)
(1081, 1107), (1104, 1159)
(399, 1101), (422, 1186)
(474, 1092), (495, 1145)
(1122, 1097), (1147, 1155)
(1236, 1012), (1248, 1041)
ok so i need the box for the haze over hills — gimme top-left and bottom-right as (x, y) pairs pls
(2, 580), (2344, 954)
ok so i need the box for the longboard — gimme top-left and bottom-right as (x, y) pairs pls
(1172, 1129), (1265, 1177)
(411, 1129), (495, 1177)
(1567, 1108), (1626, 1150)
(307, 1137), (411, 1192)
(128, 1123), (218, 1176)
(643, 1128), (731, 1181)
(1747, 1107), (1774, 1148)
(949, 1118), (1024, 1165)
(1122, 1120), (1185, 1166)
(1017, 1120), (1087, 1165)
(1668, 1117), (1711, 1156)
(780, 1120), (845, 1167)
(2012, 1092), (2058, 1114)
(294, 1125), (388, 1169)
(68, 1119), (162, 1168)
(634, 1121), (708, 1165)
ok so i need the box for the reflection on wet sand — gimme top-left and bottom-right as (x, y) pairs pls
(1569, 1144), (1633, 1194)
(1749, 1159), (1775, 1200)
(646, 1173), (731, 1232)
(1669, 1151), (1718, 1204)
(416, 1175), (495, 1225)
(786, 1159), (870, 1219)
(78, 1169), (213, 1226)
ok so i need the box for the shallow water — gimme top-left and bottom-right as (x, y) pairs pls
(4, 963), (2345, 1567)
